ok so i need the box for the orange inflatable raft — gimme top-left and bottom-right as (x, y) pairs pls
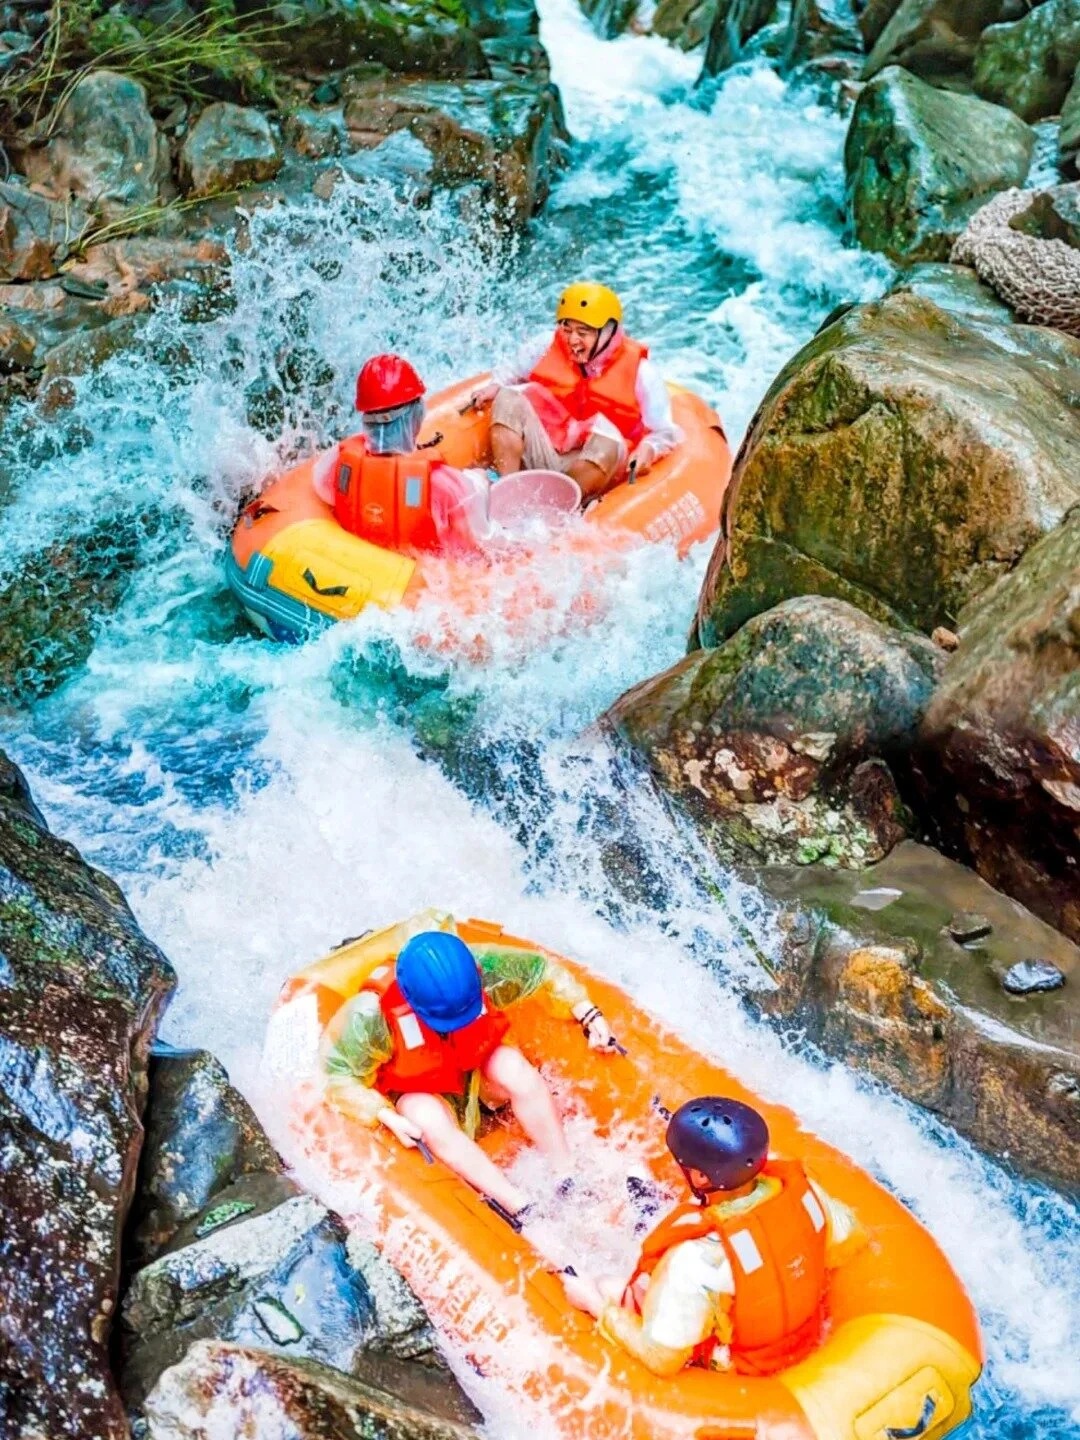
(265, 914), (983, 1440)
(227, 376), (731, 644)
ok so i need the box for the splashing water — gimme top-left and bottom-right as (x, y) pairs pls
(1, 1), (1078, 1434)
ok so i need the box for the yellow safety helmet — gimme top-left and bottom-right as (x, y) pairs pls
(556, 282), (622, 330)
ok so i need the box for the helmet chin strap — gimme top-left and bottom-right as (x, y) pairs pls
(587, 319), (618, 364)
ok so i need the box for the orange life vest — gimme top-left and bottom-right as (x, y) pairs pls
(333, 436), (443, 551)
(527, 330), (648, 447)
(630, 1159), (827, 1376)
(362, 964), (510, 1097)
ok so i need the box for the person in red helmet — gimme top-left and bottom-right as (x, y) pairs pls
(561, 1098), (863, 1377)
(320, 928), (617, 1222)
(315, 354), (490, 553)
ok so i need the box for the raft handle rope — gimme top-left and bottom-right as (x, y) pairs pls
(885, 1395), (938, 1439)
(302, 568), (349, 598)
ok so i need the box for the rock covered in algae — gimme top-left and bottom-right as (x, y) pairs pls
(604, 595), (939, 869)
(844, 65), (1034, 262)
(972, 0), (1080, 122)
(694, 291), (1080, 646)
(912, 505), (1080, 946)
(951, 186), (1080, 339)
(0, 747), (175, 1438)
(179, 101), (285, 198)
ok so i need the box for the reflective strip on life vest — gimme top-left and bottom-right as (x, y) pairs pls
(396, 1012), (425, 1051)
(727, 1229), (765, 1276)
(802, 1189), (826, 1232)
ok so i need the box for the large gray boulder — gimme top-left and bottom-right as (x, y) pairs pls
(144, 1340), (481, 1439)
(845, 65), (1035, 262)
(13, 70), (168, 214)
(0, 750), (175, 1439)
(863, 0), (1031, 83)
(605, 596), (939, 868)
(694, 291), (1080, 646)
(912, 507), (1080, 945)
(179, 102), (284, 197)
(973, 0), (1080, 122)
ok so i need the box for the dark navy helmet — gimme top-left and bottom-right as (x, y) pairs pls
(666, 1097), (769, 1194)
(396, 931), (483, 1032)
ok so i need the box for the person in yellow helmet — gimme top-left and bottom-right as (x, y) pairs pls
(473, 283), (683, 502)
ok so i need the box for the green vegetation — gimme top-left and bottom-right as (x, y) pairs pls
(0, 0), (291, 143)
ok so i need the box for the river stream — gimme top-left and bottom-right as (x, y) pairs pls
(2, 0), (1078, 1432)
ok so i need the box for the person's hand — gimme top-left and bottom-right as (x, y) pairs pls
(576, 1005), (615, 1051)
(560, 1270), (605, 1318)
(472, 381), (500, 408)
(378, 1106), (423, 1149)
(629, 440), (656, 476)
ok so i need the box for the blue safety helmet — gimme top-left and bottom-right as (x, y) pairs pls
(396, 931), (484, 1032)
(666, 1097), (768, 1196)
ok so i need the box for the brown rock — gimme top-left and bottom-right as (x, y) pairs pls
(752, 840), (1080, 1190)
(179, 102), (284, 197)
(0, 179), (87, 282)
(912, 506), (1080, 945)
(863, 0), (1031, 83)
(0, 312), (37, 370)
(932, 627), (960, 651)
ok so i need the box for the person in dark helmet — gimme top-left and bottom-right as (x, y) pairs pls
(320, 928), (617, 1222)
(562, 1097), (863, 1377)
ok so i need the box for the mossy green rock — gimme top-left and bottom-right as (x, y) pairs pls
(605, 595), (939, 868)
(0, 515), (147, 707)
(973, 0), (1080, 123)
(0, 749), (175, 1437)
(845, 66), (1034, 262)
(694, 291), (1080, 647)
(243, 0), (488, 75)
(887, 261), (1014, 323)
(913, 507), (1080, 945)
(863, 0), (1030, 83)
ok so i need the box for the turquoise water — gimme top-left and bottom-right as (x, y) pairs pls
(1, 0), (1078, 1431)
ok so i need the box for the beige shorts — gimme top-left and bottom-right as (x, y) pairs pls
(491, 387), (626, 481)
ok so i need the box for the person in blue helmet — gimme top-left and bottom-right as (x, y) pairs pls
(321, 928), (616, 1220)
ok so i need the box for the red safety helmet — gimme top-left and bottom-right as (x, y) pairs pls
(355, 353), (426, 413)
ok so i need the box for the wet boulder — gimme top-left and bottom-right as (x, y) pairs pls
(887, 261), (1014, 324)
(857, 0), (902, 48)
(143, 1340), (482, 1439)
(121, 1173), (380, 1405)
(694, 292), (1080, 646)
(845, 66), (1034, 262)
(783, 0), (864, 69)
(0, 178), (87, 282)
(912, 506), (1080, 946)
(702, 0), (778, 74)
(973, 0), (1080, 123)
(12, 71), (169, 215)
(651, 0), (719, 50)
(179, 102), (284, 197)
(239, 0), (487, 76)
(578, 0), (638, 37)
(127, 1045), (282, 1268)
(863, 0), (1031, 84)
(604, 596), (939, 868)
(0, 312), (38, 371)
(0, 749), (175, 1438)
(752, 840), (1080, 1191)
(343, 74), (565, 226)
(1063, 70), (1080, 174)
(0, 514), (148, 705)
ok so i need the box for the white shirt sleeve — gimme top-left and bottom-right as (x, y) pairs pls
(640, 1234), (734, 1351)
(491, 332), (549, 386)
(636, 357), (683, 458)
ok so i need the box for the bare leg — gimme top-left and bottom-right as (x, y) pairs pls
(490, 421), (525, 476)
(482, 1045), (571, 1167)
(566, 457), (610, 501)
(396, 1091), (527, 1215)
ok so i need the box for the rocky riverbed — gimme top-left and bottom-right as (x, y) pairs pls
(3, 0), (1080, 1436)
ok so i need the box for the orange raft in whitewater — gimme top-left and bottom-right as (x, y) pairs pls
(227, 376), (731, 643)
(266, 914), (983, 1440)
